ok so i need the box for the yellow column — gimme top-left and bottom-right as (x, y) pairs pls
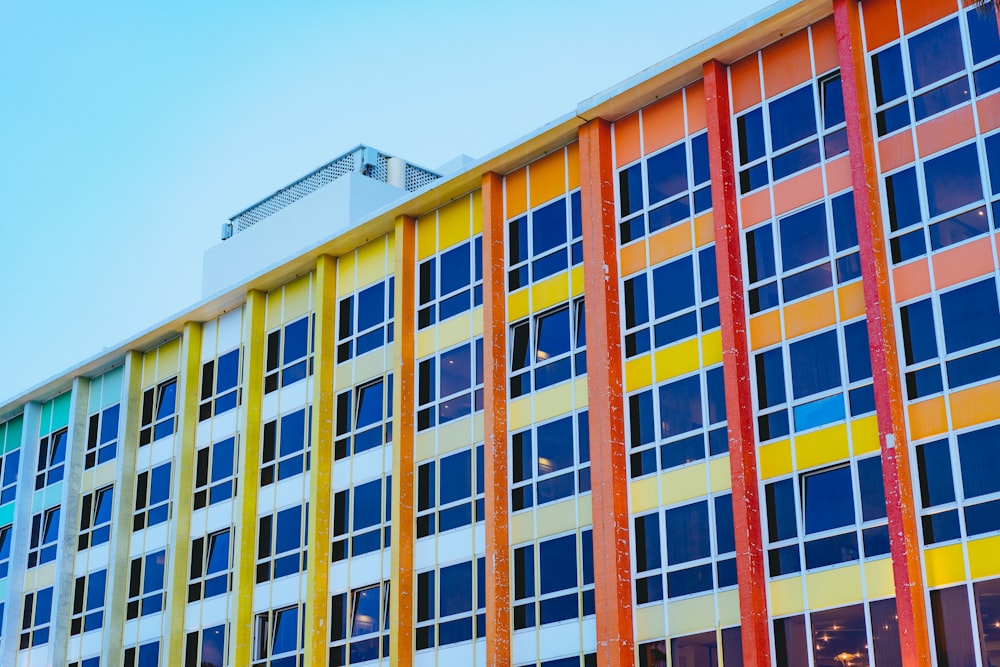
(305, 255), (338, 664)
(231, 291), (266, 667)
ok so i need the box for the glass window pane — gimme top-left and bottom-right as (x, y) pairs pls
(930, 585), (976, 666)
(652, 255), (696, 318)
(658, 375), (703, 438)
(803, 466), (855, 534)
(665, 501), (710, 564)
(957, 425), (1000, 499)
(789, 331), (841, 398)
(924, 144), (983, 218)
(908, 18), (964, 90)
(539, 535), (577, 594)
(780, 203), (829, 270)
(940, 279), (1000, 353)
(646, 144), (688, 206)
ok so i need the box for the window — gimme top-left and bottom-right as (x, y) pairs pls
(639, 627), (742, 667)
(264, 315), (314, 393)
(78, 485), (113, 550)
(627, 366), (727, 479)
(27, 506), (60, 567)
(68, 657), (99, 667)
(418, 237), (482, 329)
(329, 581), (390, 666)
(140, 378), (177, 446)
(416, 338), (484, 431)
(335, 375), (393, 460)
(86, 403), (119, 468)
(185, 625), (226, 667)
(195, 437), (236, 508)
(19, 586), (53, 649)
(127, 550), (166, 619)
(261, 409), (309, 485)
(35, 426), (67, 489)
(617, 131), (712, 244)
(70, 568), (107, 635)
(513, 531), (593, 629)
(508, 191), (582, 290)
(0, 524), (11, 578)
(415, 557), (485, 649)
(511, 412), (590, 511)
(124, 641), (160, 667)
(337, 278), (394, 362)
(200, 348), (240, 420)
(0, 448), (19, 503)
(257, 504), (307, 583)
(253, 605), (303, 667)
(189, 528), (232, 602)
(509, 299), (586, 398)
(134, 462), (171, 530)
(416, 445), (484, 537)
(332, 477), (391, 562)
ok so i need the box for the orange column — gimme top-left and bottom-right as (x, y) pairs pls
(578, 119), (633, 667)
(481, 172), (510, 667)
(833, 2), (930, 663)
(703, 59), (771, 667)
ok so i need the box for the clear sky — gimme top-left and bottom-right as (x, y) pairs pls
(0, 0), (774, 403)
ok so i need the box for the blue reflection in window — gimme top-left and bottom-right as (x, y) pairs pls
(737, 108), (766, 165)
(924, 144), (983, 218)
(908, 18), (964, 90)
(665, 501), (710, 564)
(940, 279), (1000, 353)
(885, 168), (921, 231)
(789, 331), (841, 398)
(769, 86), (817, 151)
(873, 45), (906, 105)
(916, 440), (956, 507)
(746, 225), (776, 282)
(780, 203), (828, 270)
(766, 478), (797, 541)
(802, 466), (854, 534)
(539, 535), (577, 594)
(957, 425), (1000, 499)
(793, 395), (845, 432)
(652, 255), (695, 317)
(658, 375), (702, 438)
(647, 144), (688, 206)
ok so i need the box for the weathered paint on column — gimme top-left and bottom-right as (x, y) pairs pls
(577, 119), (634, 667)
(703, 59), (772, 667)
(231, 290), (266, 667)
(482, 171), (511, 667)
(305, 255), (337, 665)
(833, 2), (931, 663)
(390, 216), (416, 667)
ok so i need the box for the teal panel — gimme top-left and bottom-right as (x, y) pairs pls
(102, 366), (124, 408)
(51, 392), (71, 431)
(0, 504), (13, 527)
(2, 417), (22, 453)
(43, 483), (62, 510)
(0, 578), (9, 599)
(88, 376), (103, 414)
(31, 490), (43, 513)
(38, 401), (52, 436)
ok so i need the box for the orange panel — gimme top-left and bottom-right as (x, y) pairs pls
(932, 236), (996, 290)
(567, 141), (581, 190)
(749, 310), (783, 350)
(740, 189), (772, 228)
(730, 54), (762, 113)
(763, 30), (813, 98)
(694, 211), (715, 247)
(529, 149), (567, 209)
(773, 167), (824, 216)
(812, 17), (839, 74)
(892, 259), (932, 303)
(784, 290), (837, 339)
(900, 0), (955, 35)
(614, 112), (641, 168)
(878, 131), (916, 173)
(917, 105), (976, 158)
(838, 280), (866, 320)
(950, 381), (1000, 430)
(826, 155), (853, 193)
(978, 93), (1000, 133)
(687, 81), (707, 132)
(619, 241), (648, 278)
(641, 91), (685, 155)
(908, 396), (948, 440)
(649, 221), (694, 266)
(862, 0), (901, 50)
(505, 167), (527, 219)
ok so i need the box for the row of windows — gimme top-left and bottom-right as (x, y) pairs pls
(638, 626), (742, 667)
(510, 299), (586, 398)
(771, 599), (902, 667)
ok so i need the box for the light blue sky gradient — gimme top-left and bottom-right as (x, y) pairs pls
(0, 0), (772, 403)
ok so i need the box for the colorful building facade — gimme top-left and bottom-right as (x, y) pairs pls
(1, 0), (999, 665)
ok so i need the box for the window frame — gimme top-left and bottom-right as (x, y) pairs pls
(85, 403), (119, 469)
(140, 378), (178, 446)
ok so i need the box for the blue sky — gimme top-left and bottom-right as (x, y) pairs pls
(0, 0), (773, 403)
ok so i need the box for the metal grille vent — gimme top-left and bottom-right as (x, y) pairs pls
(405, 163), (440, 192)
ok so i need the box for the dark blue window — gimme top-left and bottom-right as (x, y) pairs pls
(916, 440), (956, 507)
(737, 108), (766, 165)
(439, 561), (472, 617)
(957, 425), (1000, 499)
(658, 375), (702, 438)
(930, 207), (991, 251)
(885, 168), (921, 231)
(844, 321), (873, 383)
(619, 163), (644, 218)
(714, 494), (735, 554)
(780, 203), (828, 270)
(765, 483), (798, 543)
(652, 256), (695, 317)
(647, 144), (688, 206)
(802, 466), (854, 534)
(665, 501), (710, 564)
(873, 45), (907, 105)
(539, 535), (577, 594)
(699, 246), (718, 301)
(857, 456), (887, 521)
(746, 225), (776, 282)
(624, 274), (649, 328)
(970, 8), (1000, 64)
(629, 390), (656, 447)
(789, 331), (841, 398)
(634, 514), (661, 572)
(755, 348), (786, 408)
(925, 144), (983, 218)
(908, 18), (964, 90)
(914, 78), (971, 121)
(900, 299), (938, 364)
(832, 193), (858, 251)
(940, 279), (1000, 353)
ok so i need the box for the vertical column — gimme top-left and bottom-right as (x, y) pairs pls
(389, 215), (416, 667)
(163, 322), (202, 664)
(577, 119), (633, 667)
(305, 255), (337, 665)
(703, 59), (771, 667)
(481, 172), (510, 667)
(232, 290), (266, 667)
(101, 350), (142, 666)
(833, 2), (931, 663)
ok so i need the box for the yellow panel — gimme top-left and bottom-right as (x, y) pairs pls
(717, 589), (741, 626)
(850, 416), (880, 455)
(436, 312), (473, 352)
(577, 496), (592, 525)
(535, 498), (577, 538)
(386, 229), (395, 260)
(573, 377), (588, 409)
(417, 213), (437, 260)
(635, 604), (666, 642)
(353, 346), (389, 380)
(415, 430), (436, 461)
(660, 463), (708, 506)
(864, 558), (895, 599)
(438, 196), (472, 251)
(334, 360), (355, 391)
(473, 414), (484, 444)
(625, 355), (654, 393)
(94, 459), (116, 487)
(805, 564), (863, 609)
(265, 289), (282, 330)
(667, 593), (716, 635)
(708, 456), (732, 493)
(794, 423), (849, 471)
(531, 273), (571, 313)
(356, 237), (388, 288)
(924, 544), (967, 587)
(471, 190), (483, 235)
(508, 289), (530, 323)
(336, 252), (357, 297)
(701, 330), (723, 366)
(510, 512), (534, 544)
(416, 328), (436, 358)
(436, 419), (475, 455)
(34, 563), (56, 588)
(630, 477), (660, 514)
(968, 535), (1000, 579)
(509, 396), (532, 431)
(653, 339), (700, 382)
(282, 274), (311, 321)
(142, 352), (156, 388)
(768, 576), (805, 616)
(533, 383), (575, 424)
(570, 265), (585, 297)
(155, 338), (180, 382)
(759, 439), (793, 479)
(472, 308), (484, 336)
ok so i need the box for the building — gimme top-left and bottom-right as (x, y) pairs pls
(1, 0), (999, 664)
